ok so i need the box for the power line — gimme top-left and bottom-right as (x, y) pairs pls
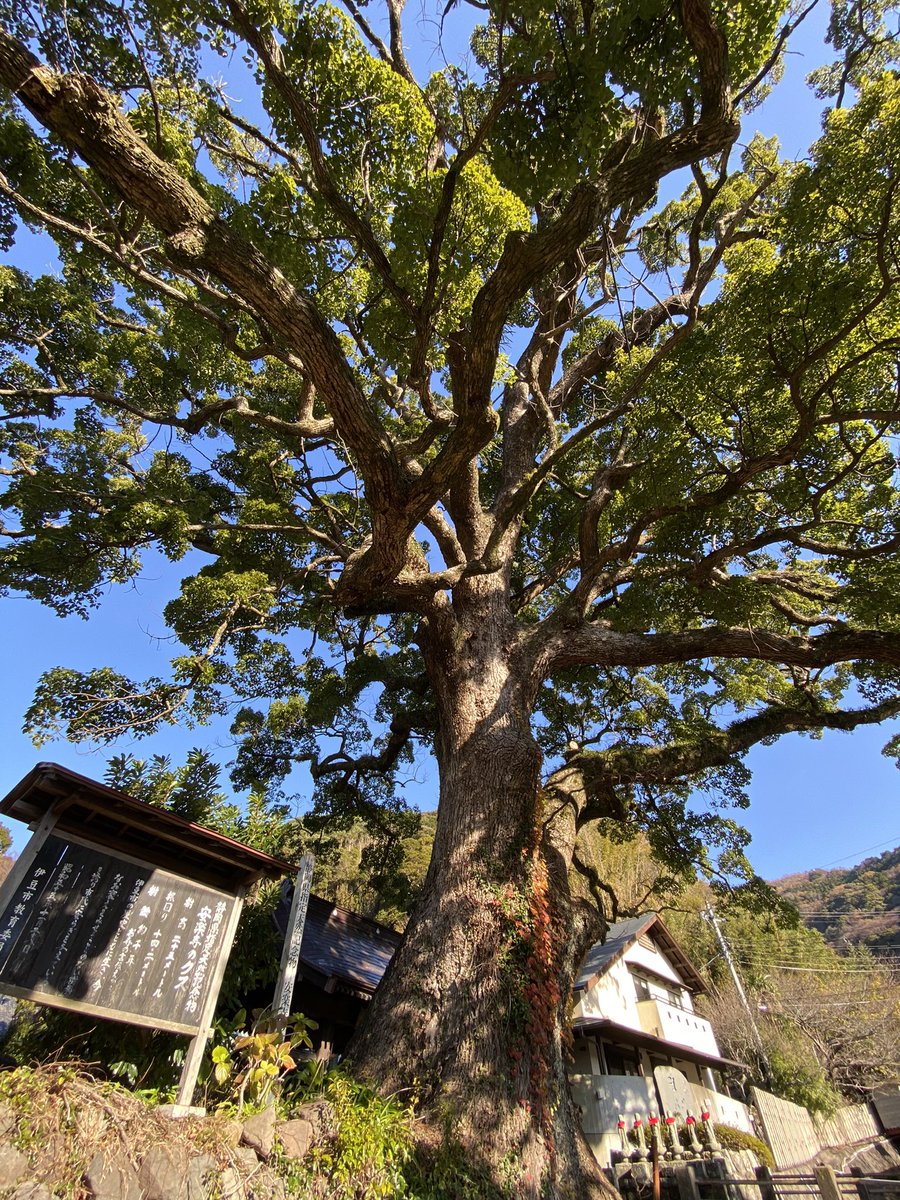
(794, 909), (898, 916)
(729, 942), (900, 958)
(727, 947), (900, 965)
(815, 837), (900, 868)
(728, 938), (899, 952)
(727, 934), (898, 946)
(727, 940), (900, 957)
(737, 960), (900, 970)
(729, 940), (900, 960)
(768, 998), (895, 1008)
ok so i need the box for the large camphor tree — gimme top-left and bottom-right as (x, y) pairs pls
(1, 0), (900, 1191)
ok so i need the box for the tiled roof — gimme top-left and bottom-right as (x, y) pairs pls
(574, 912), (707, 994)
(575, 914), (657, 989)
(274, 890), (401, 995)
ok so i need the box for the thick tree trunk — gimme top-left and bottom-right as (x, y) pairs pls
(349, 586), (612, 1198)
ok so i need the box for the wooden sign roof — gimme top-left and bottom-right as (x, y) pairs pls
(1, 763), (297, 891)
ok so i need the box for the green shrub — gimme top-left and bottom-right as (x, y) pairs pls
(403, 1136), (513, 1200)
(714, 1123), (775, 1170)
(303, 1072), (414, 1199)
(767, 1050), (841, 1119)
(2, 1001), (183, 1095)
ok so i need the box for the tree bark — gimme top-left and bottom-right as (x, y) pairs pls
(349, 583), (613, 1198)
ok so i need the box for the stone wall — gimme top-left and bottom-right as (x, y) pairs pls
(0, 1095), (332, 1200)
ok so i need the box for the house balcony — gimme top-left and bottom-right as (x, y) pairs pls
(636, 998), (720, 1057)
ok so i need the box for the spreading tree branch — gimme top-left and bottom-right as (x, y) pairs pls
(562, 693), (900, 826)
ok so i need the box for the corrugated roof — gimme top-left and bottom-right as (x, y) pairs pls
(275, 890), (401, 996)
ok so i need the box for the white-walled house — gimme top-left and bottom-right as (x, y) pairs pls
(568, 913), (756, 1166)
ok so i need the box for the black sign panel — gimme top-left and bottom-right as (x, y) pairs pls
(0, 835), (236, 1033)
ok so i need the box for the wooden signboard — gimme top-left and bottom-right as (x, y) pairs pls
(0, 832), (239, 1036)
(0, 763), (298, 1108)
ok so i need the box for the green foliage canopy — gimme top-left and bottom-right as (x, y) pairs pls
(0, 0), (899, 889)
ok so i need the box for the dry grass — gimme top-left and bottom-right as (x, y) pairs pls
(0, 1063), (247, 1198)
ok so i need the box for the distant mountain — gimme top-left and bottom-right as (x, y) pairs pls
(774, 846), (900, 957)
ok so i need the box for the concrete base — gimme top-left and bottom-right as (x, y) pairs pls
(157, 1104), (207, 1120)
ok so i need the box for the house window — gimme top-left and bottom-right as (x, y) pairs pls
(632, 969), (686, 1009)
(633, 973), (652, 1001)
(603, 1043), (642, 1077)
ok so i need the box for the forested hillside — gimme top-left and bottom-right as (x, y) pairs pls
(774, 848), (900, 957)
(308, 811), (437, 929)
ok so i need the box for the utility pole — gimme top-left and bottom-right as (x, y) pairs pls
(703, 904), (773, 1089)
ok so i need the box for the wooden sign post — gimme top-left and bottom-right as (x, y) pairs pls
(273, 853), (314, 1020)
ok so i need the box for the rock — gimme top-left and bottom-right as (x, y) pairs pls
(240, 1107), (276, 1159)
(293, 1100), (333, 1140)
(218, 1167), (246, 1200)
(276, 1117), (315, 1162)
(38, 1133), (67, 1172)
(232, 1146), (261, 1171)
(274, 1101), (333, 1170)
(245, 1165), (286, 1200)
(0, 1143), (29, 1187)
(217, 1118), (243, 1148)
(138, 1144), (191, 1200)
(84, 1151), (143, 1200)
(10, 1184), (54, 1200)
(0, 993), (17, 1040)
(0, 1100), (18, 1138)
(187, 1152), (217, 1200)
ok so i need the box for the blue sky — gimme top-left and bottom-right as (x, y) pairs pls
(1, 1), (897, 882)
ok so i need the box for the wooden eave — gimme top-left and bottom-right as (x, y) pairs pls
(645, 913), (708, 994)
(572, 1016), (745, 1074)
(1, 762), (298, 892)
